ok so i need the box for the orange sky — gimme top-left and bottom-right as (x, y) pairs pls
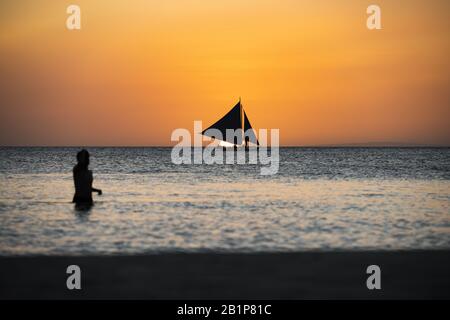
(0, 0), (449, 146)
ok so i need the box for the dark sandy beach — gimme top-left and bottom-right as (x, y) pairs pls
(1, 251), (449, 299)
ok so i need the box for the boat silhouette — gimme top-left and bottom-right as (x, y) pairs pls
(202, 99), (259, 150)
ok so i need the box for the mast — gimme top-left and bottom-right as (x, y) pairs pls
(240, 97), (243, 145)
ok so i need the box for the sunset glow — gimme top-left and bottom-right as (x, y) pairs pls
(0, 0), (449, 146)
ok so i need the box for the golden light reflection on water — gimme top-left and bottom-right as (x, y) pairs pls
(0, 172), (449, 254)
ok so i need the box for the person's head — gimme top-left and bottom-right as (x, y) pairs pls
(76, 149), (90, 168)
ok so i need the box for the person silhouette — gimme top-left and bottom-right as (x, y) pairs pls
(72, 149), (102, 206)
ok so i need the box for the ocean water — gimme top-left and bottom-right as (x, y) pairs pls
(0, 147), (449, 255)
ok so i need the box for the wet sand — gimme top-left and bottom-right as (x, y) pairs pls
(1, 251), (449, 299)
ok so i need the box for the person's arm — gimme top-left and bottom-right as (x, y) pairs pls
(92, 187), (102, 195)
(89, 171), (102, 195)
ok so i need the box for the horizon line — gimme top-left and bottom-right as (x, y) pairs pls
(1, 143), (449, 148)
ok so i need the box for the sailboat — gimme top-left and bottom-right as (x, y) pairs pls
(201, 99), (259, 149)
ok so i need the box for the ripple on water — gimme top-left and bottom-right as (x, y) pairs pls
(0, 148), (449, 254)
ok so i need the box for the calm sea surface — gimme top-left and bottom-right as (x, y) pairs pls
(0, 147), (449, 255)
